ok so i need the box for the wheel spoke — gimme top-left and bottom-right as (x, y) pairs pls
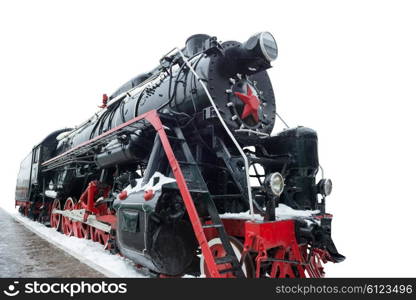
(50, 199), (61, 230)
(73, 202), (90, 239)
(200, 236), (254, 278)
(270, 246), (307, 278)
(61, 198), (75, 236)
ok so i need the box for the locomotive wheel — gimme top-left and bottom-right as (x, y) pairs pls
(301, 246), (327, 278)
(200, 236), (254, 278)
(97, 230), (110, 249)
(28, 203), (38, 220)
(19, 205), (29, 217)
(39, 202), (52, 225)
(73, 221), (90, 239)
(50, 199), (61, 230)
(73, 202), (89, 239)
(90, 227), (110, 249)
(270, 246), (306, 278)
(89, 226), (98, 242)
(61, 197), (75, 236)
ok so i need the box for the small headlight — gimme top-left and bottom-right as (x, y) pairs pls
(318, 178), (332, 196)
(265, 172), (285, 196)
(243, 32), (278, 63)
(259, 32), (278, 62)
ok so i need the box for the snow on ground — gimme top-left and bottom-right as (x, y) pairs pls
(1, 203), (16, 215)
(4, 203), (321, 278)
(9, 209), (147, 278)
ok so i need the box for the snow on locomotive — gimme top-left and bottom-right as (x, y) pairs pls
(15, 32), (344, 278)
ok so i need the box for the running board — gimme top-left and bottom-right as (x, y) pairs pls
(52, 209), (111, 232)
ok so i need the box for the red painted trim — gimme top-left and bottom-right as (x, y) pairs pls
(242, 220), (316, 278)
(118, 190), (128, 200)
(203, 219), (246, 242)
(87, 181), (98, 214)
(143, 189), (154, 201)
(244, 220), (297, 250)
(222, 219), (246, 238)
(314, 213), (333, 219)
(96, 215), (116, 227)
(234, 85), (261, 122)
(15, 200), (29, 207)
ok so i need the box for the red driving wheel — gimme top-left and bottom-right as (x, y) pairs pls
(61, 197), (75, 236)
(270, 246), (306, 278)
(302, 246), (327, 278)
(73, 202), (90, 239)
(50, 198), (61, 230)
(200, 236), (254, 278)
(90, 226), (110, 249)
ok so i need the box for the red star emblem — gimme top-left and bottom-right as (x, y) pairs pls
(234, 85), (260, 122)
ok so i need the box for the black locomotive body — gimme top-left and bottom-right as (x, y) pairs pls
(15, 32), (344, 278)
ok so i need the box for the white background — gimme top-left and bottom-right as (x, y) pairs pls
(1, 0), (415, 277)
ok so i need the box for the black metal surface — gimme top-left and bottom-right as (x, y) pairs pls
(261, 126), (320, 210)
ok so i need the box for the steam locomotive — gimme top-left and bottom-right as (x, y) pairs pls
(15, 32), (344, 278)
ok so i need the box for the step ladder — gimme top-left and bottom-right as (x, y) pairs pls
(160, 121), (245, 278)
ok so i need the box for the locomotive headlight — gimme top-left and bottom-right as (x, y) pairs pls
(264, 172), (285, 196)
(259, 32), (278, 62)
(317, 178), (333, 196)
(243, 32), (278, 63)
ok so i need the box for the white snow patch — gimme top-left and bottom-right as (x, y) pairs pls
(220, 204), (320, 224)
(182, 274), (203, 278)
(220, 211), (263, 221)
(10, 209), (146, 278)
(56, 131), (71, 140)
(123, 171), (176, 196)
(45, 190), (57, 198)
(1, 203), (16, 214)
(275, 204), (320, 219)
